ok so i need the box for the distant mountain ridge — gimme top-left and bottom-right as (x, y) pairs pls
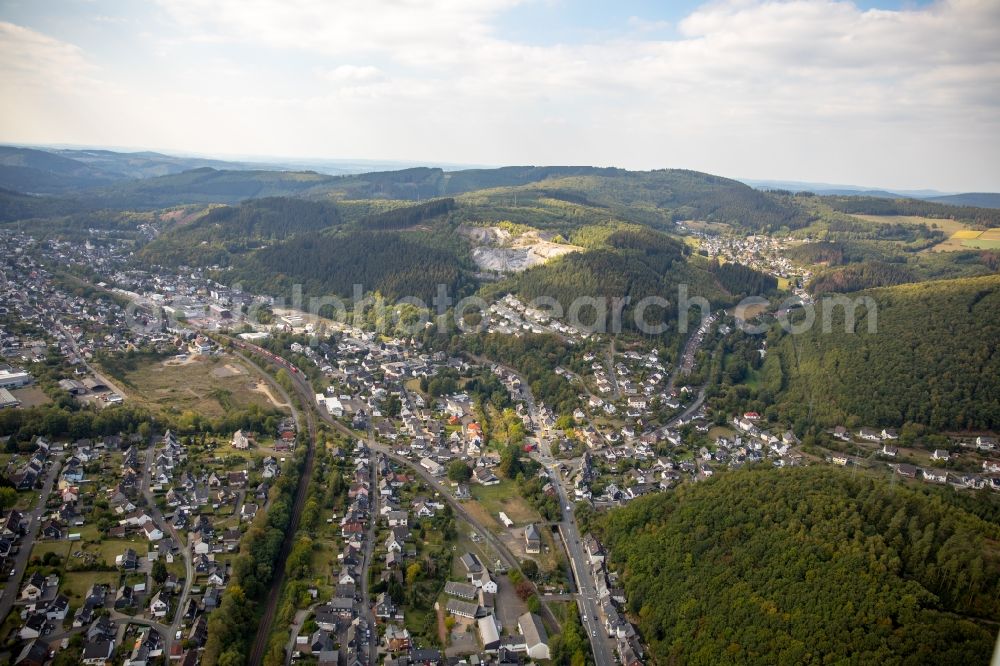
(925, 192), (1000, 209)
(743, 177), (1000, 207)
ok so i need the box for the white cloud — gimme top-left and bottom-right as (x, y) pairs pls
(155, 0), (524, 60)
(0, 21), (97, 92)
(322, 65), (384, 83)
(1, 1), (999, 189)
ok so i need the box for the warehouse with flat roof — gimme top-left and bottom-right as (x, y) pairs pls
(0, 370), (32, 389)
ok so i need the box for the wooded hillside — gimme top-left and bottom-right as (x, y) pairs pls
(597, 466), (1000, 665)
(761, 274), (1000, 430)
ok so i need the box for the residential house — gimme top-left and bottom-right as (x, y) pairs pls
(231, 430), (252, 450)
(518, 612), (550, 660)
(524, 524), (541, 554)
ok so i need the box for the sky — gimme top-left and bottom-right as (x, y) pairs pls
(0, 0), (998, 191)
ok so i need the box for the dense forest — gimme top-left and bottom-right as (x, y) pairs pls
(824, 195), (1000, 227)
(0, 187), (101, 223)
(139, 197), (343, 266)
(359, 197), (455, 229)
(179, 197), (340, 240)
(597, 466), (1000, 665)
(229, 229), (474, 303)
(785, 238), (997, 293)
(785, 240), (846, 265)
(760, 274), (1000, 430)
(709, 259), (778, 297)
(808, 261), (917, 295)
(87, 167), (336, 208)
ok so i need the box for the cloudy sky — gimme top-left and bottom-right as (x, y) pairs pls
(1, 0), (998, 191)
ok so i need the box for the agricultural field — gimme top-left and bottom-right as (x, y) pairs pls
(933, 229), (1000, 251)
(961, 228), (1000, 249)
(843, 213), (996, 252)
(117, 353), (286, 419)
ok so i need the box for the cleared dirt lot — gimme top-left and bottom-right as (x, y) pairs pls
(9, 385), (50, 408)
(118, 353), (284, 420)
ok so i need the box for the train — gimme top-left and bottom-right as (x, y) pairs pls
(230, 338), (304, 377)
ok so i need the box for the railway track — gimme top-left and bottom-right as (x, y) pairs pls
(234, 343), (318, 666)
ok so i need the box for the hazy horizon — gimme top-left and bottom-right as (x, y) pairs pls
(2, 0), (998, 191)
(5, 139), (990, 196)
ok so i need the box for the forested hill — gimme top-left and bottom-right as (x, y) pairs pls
(0, 158), (814, 232)
(86, 167), (337, 208)
(7, 153), (1000, 240)
(759, 274), (1000, 430)
(227, 229), (475, 303)
(824, 194), (1000, 227)
(501, 226), (775, 337)
(597, 466), (1000, 665)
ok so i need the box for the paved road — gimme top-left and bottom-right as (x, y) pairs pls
(0, 458), (61, 627)
(464, 354), (615, 666)
(528, 404), (617, 666)
(605, 340), (621, 400)
(360, 448), (379, 665)
(110, 612), (174, 647)
(140, 442), (192, 655)
(666, 313), (717, 393)
(284, 602), (321, 666)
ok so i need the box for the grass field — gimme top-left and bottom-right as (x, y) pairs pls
(75, 523), (101, 541)
(963, 238), (1000, 249)
(119, 353), (283, 420)
(30, 540), (72, 562)
(61, 571), (119, 602)
(708, 426), (737, 441)
(469, 481), (541, 528)
(83, 538), (148, 567)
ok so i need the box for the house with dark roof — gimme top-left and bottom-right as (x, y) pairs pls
(14, 639), (50, 666)
(83, 639), (115, 665)
(524, 524), (541, 554)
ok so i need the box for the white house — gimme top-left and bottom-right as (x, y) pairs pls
(142, 521), (164, 542)
(420, 457), (444, 477)
(231, 430), (251, 450)
(518, 612), (550, 660)
(474, 570), (497, 593)
(150, 591), (169, 618)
